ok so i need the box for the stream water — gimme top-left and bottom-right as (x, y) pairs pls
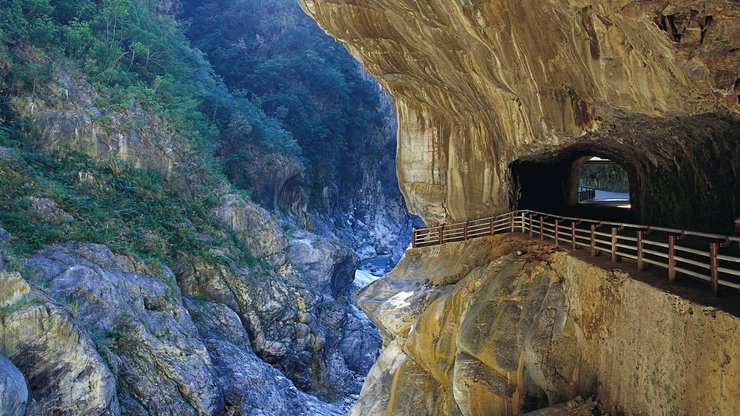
(354, 254), (394, 289)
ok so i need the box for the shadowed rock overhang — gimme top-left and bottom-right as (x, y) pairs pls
(299, 0), (739, 233)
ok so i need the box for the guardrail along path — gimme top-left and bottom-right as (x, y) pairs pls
(412, 210), (740, 296)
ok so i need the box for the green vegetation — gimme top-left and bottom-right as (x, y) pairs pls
(1, 0), (392, 209)
(183, 0), (391, 204)
(578, 162), (630, 193)
(0, 0), (301, 170)
(0, 0), (393, 273)
(0, 119), (258, 273)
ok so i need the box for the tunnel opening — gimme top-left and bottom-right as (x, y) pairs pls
(574, 157), (631, 209)
(510, 148), (636, 223)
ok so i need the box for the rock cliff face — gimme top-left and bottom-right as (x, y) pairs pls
(2, 59), (381, 413)
(352, 235), (739, 415)
(300, 0), (739, 232)
(0, 229), (379, 414)
(309, 93), (414, 262)
(15, 68), (202, 198)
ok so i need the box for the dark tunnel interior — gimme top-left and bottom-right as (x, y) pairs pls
(509, 151), (636, 224)
(507, 112), (740, 235)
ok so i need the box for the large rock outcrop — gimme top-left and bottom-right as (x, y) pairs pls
(300, 0), (739, 232)
(288, 230), (359, 297)
(178, 245), (379, 402)
(0, 271), (119, 415)
(25, 243), (223, 415)
(14, 67), (201, 197)
(351, 235), (740, 415)
(0, 234), (377, 415)
(185, 298), (344, 415)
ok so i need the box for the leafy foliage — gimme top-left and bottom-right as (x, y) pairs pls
(0, 0), (394, 271)
(0, 106), (258, 272)
(0, 0), (301, 165)
(183, 0), (390, 204)
(579, 162), (630, 193)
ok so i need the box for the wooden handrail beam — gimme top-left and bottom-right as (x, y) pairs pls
(408, 209), (739, 296)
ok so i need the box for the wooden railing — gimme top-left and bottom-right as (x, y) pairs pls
(411, 210), (740, 296)
(577, 186), (596, 202)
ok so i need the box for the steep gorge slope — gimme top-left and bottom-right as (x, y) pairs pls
(181, 0), (413, 259)
(0, 0), (388, 413)
(0, 66), (379, 413)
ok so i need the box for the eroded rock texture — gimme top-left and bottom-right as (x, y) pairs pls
(352, 235), (740, 416)
(300, 0), (739, 232)
(0, 272), (119, 415)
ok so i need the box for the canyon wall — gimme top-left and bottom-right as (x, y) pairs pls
(352, 235), (739, 415)
(300, 0), (739, 232)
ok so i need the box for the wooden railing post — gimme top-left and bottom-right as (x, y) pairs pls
(464, 221), (469, 240)
(521, 212), (526, 233)
(510, 212), (514, 233)
(590, 224), (596, 257)
(528, 214), (533, 238)
(611, 227), (619, 263)
(554, 220), (559, 246)
(637, 230), (645, 271)
(490, 217), (495, 235)
(412, 227), (417, 248)
(540, 217), (544, 240)
(710, 242), (719, 296)
(571, 222), (577, 250)
(668, 235), (676, 281)
(439, 225), (444, 245)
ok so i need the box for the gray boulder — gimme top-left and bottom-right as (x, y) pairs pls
(214, 193), (289, 268)
(0, 271), (119, 415)
(288, 230), (358, 297)
(26, 242), (223, 415)
(0, 354), (28, 416)
(178, 255), (373, 401)
(186, 298), (345, 416)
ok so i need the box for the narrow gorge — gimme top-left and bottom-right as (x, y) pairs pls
(0, 0), (738, 415)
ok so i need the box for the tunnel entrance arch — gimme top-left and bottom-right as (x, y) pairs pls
(572, 156), (631, 209)
(509, 149), (636, 223)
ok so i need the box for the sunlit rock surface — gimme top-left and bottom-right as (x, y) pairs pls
(352, 235), (739, 415)
(300, 0), (739, 232)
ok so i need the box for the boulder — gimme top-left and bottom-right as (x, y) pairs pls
(178, 250), (376, 401)
(0, 271), (119, 415)
(0, 354), (28, 416)
(26, 242), (223, 415)
(186, 298), (344, 416)
(288, 230), (359, 297)
(214, 193), (289, 268)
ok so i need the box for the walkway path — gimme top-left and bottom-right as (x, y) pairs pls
(412, 210), (740, 296)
